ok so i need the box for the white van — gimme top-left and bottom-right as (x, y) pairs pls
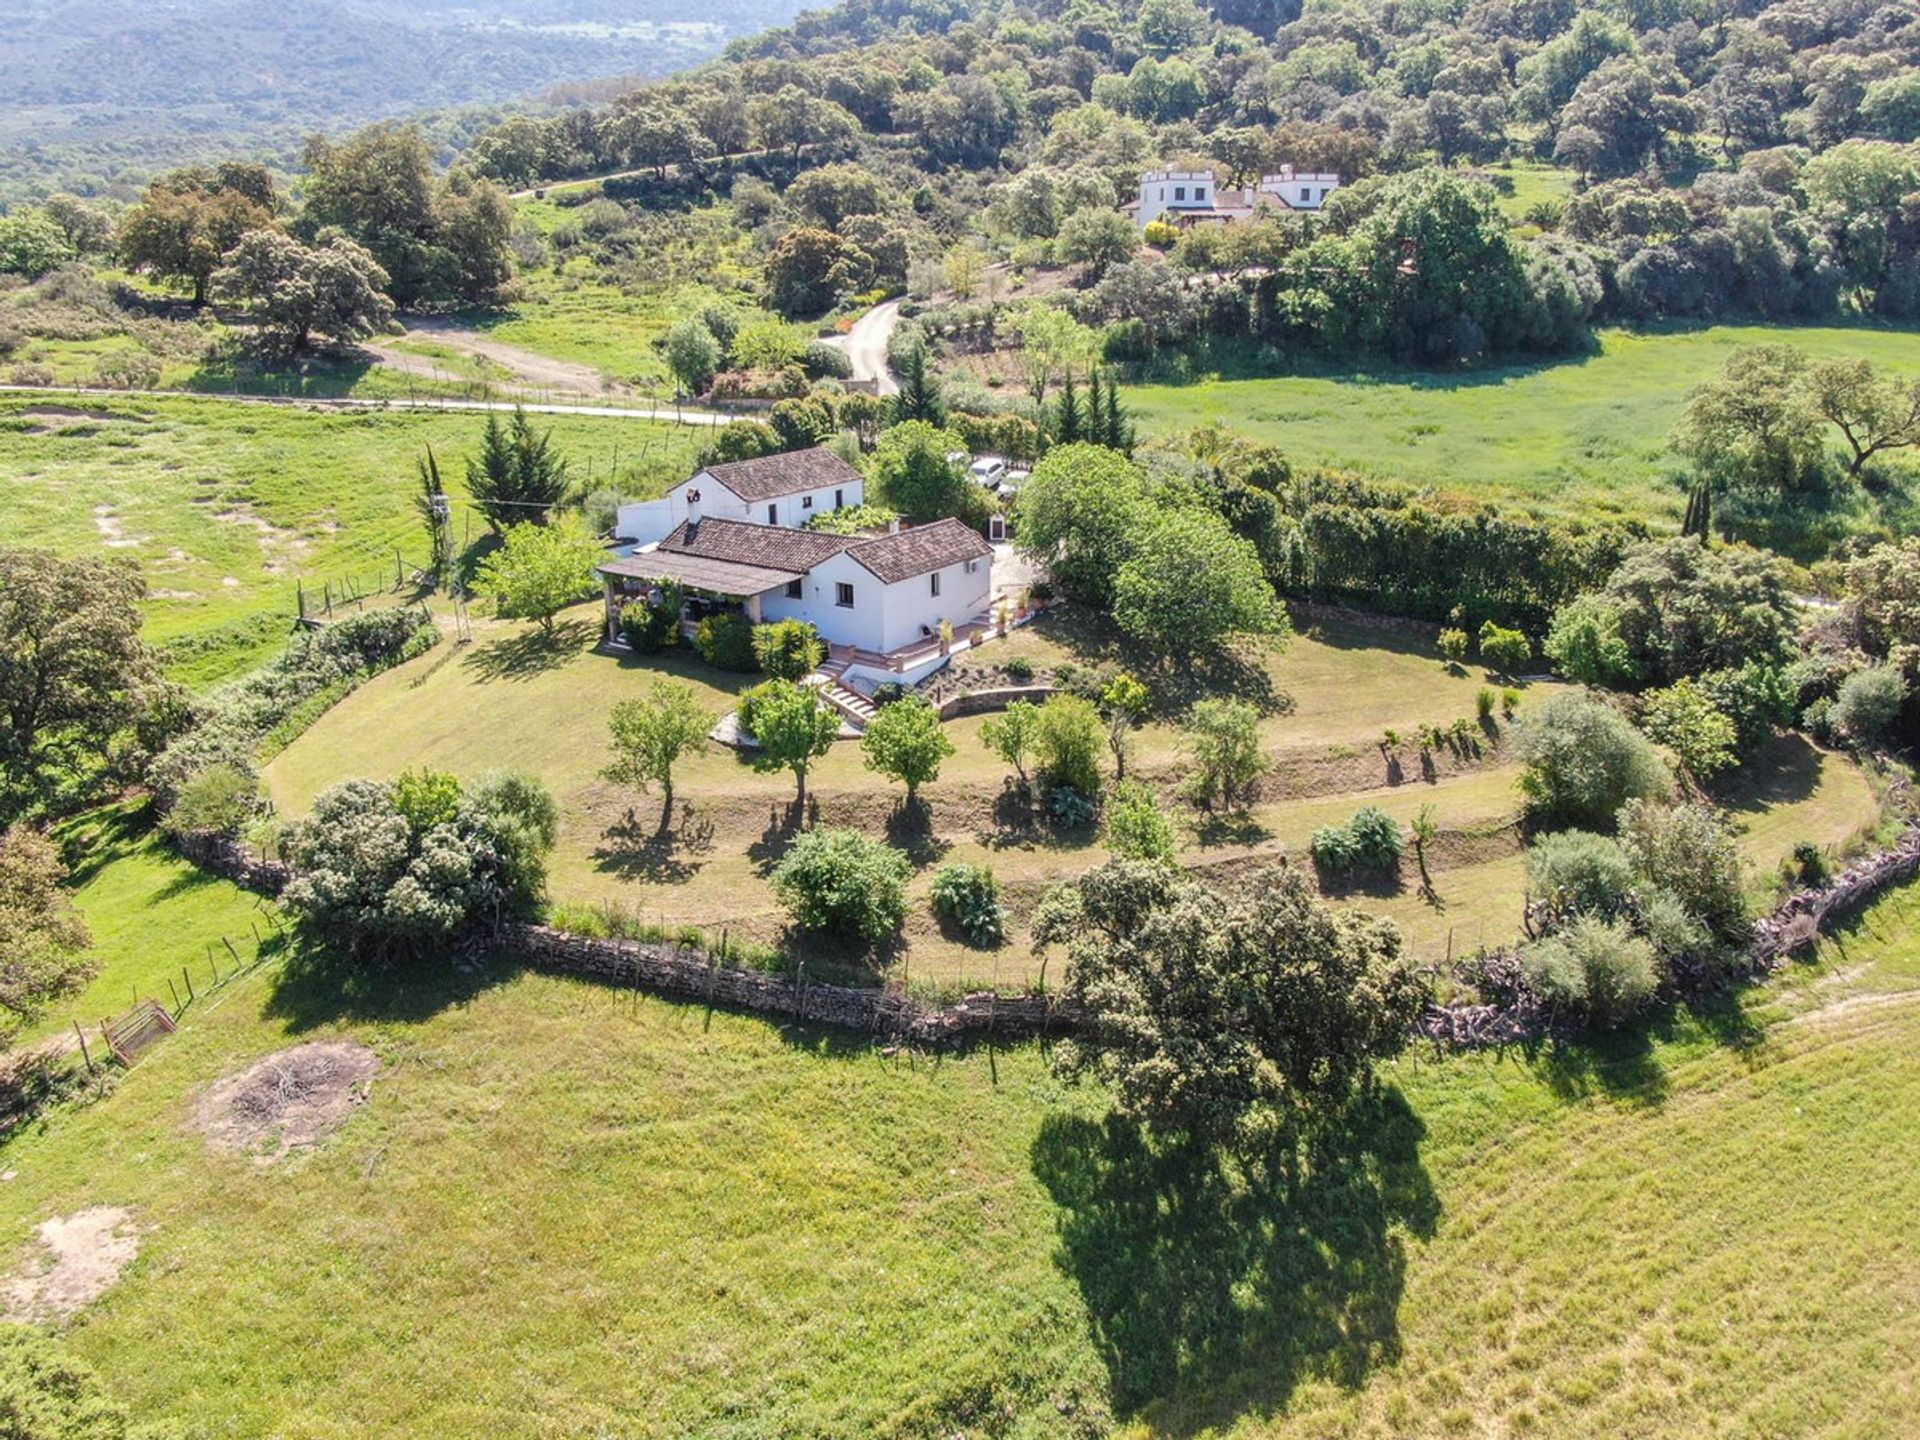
(969, 456), (1008, 487)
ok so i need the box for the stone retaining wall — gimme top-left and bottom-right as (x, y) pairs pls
(173, 831), (290, 896)
(505, 924), (1070, 1043)
(935, 685), (1058, 720)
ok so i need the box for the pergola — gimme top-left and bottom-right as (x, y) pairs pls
(597, 551), (790, 642)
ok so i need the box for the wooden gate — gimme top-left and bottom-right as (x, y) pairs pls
(101, 1000), (176, 1067)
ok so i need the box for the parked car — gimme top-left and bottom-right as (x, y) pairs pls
(969, 456), (1008, 487)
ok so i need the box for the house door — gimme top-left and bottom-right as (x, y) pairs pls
(988, 515), (1007, 542)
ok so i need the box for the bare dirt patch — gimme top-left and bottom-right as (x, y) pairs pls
(195, 1041), (380, 1164)
(92, 504), (143, 548)
(3, 1206), (140, 1322)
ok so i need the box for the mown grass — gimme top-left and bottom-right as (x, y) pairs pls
(0, 394), (704, 684)
(261, 606), (1877, 985)
(1127, 323), (1920, 524)
(8, 819), (1920, 1437)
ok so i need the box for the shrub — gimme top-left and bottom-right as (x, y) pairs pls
(1034, 693), (1104, 798)
(91, 350), (162, 389)
(1832, 664), (1907, 743)
(1544, 593), (1638, 687)
(1180, 697), (1268, 813)
(872, 681), (907, 707)
(1520, 915), (1659, 1028)
(1501, 688), (1522, 717)
(1438, 628), (1470, 665)
(1790, 839), (1830, 887)
(929, 863), (1007, 946)
(1312, 807), (1402, 874)
(164, 761), (258, 838)
(694, 611), (758, 671)
(1639, 678), (1739, 780)
(1525, 830), (1636, 927)
(618, 586), (683, 654)
(1617, 799), (1752, 948)
(1514, 692), (1672, 830)
(1104, 778), (1176, 863)
(771, 827), (911, 941)
(1047, 786), (1098, 829)
(752, 619), (824, 681)
(1477, 620), (1532, 674)
(1004, 655), (1036, 682)
(1476, 687), (1497, 721)
(1696, 662), (1796, 751)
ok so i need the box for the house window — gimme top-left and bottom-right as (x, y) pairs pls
(785, 579), (802, 599)
(930, 571), (941, 597)
(802, 495), (814, 510)
(1300, 188), (1311, 202)
(1196, 187), (1207, 201)
(1174, 186), (1186, 202)
(1319, 188), (1329, 201)
(964, 559), (978, 574)
(834, 489), (844, 509)
(836, 582), (855, 608)
(767, 504), (778, 524)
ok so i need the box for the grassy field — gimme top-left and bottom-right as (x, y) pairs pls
(1127, 324), (1920, 524)
(262, 606), (1880, 987)
(0, 394), (703, 684)
(10, 813), (1920, 1437)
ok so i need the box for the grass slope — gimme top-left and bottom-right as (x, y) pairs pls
(262, 607), (1878, 985)
(0, 395), (702, 683)
(7, 831), (1920, 1437)
(1127, 324), (1920, 524)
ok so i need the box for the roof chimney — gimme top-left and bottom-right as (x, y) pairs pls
(686, 487), (702, 528)
(888, 517), (901, 534)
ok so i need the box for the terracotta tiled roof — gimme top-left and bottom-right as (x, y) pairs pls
(656, 516), (853, 574)
(847, 519), (994, 584)
(701, 446), (863, 502)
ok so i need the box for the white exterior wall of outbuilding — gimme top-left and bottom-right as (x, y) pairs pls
(614, 470), (866, 546)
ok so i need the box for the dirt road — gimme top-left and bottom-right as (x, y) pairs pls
(364, 317), (617, 398)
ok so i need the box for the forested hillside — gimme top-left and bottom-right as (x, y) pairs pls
(0, 0), (809, 206)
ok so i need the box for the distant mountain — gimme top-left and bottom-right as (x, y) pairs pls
(0, 0), (810, 205)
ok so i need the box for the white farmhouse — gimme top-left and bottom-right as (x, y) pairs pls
(1125, 165), (1341, 230)
(613, 447), (865, 548)
(598, 508), (995, 693)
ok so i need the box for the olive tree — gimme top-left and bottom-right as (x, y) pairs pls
(860, 695), (954, 801)
(605, 682), (713, 819)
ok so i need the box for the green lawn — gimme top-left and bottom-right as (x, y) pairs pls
(262, 607), (1878, 986)
(1127, 324), (1920, 524)
(0, 395), (703, 684)
(8, 820), (1920, 1437)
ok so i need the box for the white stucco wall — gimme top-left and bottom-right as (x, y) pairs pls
(754, 550), (992, 655)
(614, 470), (866, 545)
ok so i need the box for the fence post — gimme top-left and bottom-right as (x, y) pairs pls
(74, 1023), (94, 1075)
(183, 966), (195, 1001)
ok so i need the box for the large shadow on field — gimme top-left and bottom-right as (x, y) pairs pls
(264, 937), (521, 1033)
(1031, 1086), (1437, 1433)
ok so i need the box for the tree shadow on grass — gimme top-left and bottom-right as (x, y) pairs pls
(460, 619), (594, 682)
(1530, 1021), (1670, 1108)
(262, 937), (522, 1033)
(884, 798), (952, 867)
(592, 800), (715, 884)
(746, 797), (816, 875)
(1031, 1087), (1437, 1433)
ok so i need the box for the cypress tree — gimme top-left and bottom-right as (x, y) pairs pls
(892, 342), (946, 426)
(1085, 369), (1108, 447)
(1054, 370), (1083, 445)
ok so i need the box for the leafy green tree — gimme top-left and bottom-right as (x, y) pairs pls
(1015, 303), (1099, 405)
(1035, 861), (1431, 1143)
(1034, 693), (1106, 798)
(1617, 799), (1752, 949)
(764, 226), (870, 316)
(1014, 445), (1152, 608)
(1832, 664), (1908, 742)
(392, 767), (462, 833)
(867, 420), (987, 523)
(664, 316), (723, 395)
(466, 407), (573, 532)
(981, 699), (1039, 788)
(1099, 672), (1150, 779)
(0, 826), (96, 1045)
(1806, 357), (1920, 478)
(1639, 679), (1739, 780)
(471, 517), (603, 635)
(0, 212), (75, 279)
(771, 827), (911, 941)
(1672, 345), (1827, 495)
(117, 164), (278, 304)
(1514, 692), (1672, 830)
(1114, 509), (1288, 655)
(1180, 698), (1269, 814)
(1056, 207), (1138, 279)
(746, 680), (839, 806)
(212, 230), (394, 353)
(1104, 778), (1177, 863)
(281, 773), (556, 961)
(0, 549), (166, 824)
(1578, 537), (1798, 685)
(605, 682), (713, 817)
(860, 695), (954, 800)
(1545, 594), (1637, 687)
